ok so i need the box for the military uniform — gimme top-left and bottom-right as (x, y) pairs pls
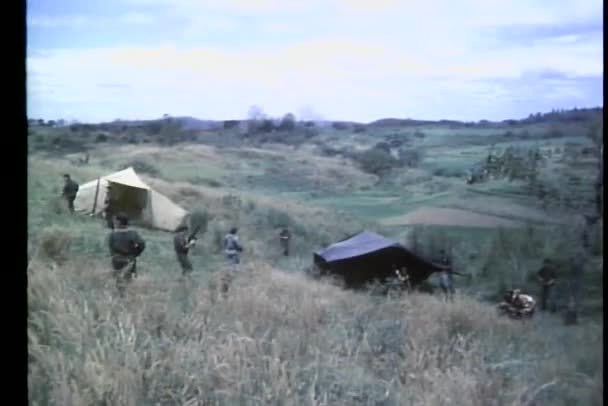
(174, 228), (194, 276)
(279, 228), (291, 256)
(537, 260), (557, 312)
(108, 226), (146, 296)
(395, 267), (411, 292)
(103, 187), (118, 229)
(434, 252), (465, 301)
(222, 230), (243, 294)
(224, 232), (242, 265)
(499, 289), (536, 319)
(62, 177), (79, 212)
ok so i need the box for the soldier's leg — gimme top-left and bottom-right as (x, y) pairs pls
(178, 254), (193, 276)
(68, 198), (75, 212)
(540, 286), (548, 310)
(114, 270), (127, 297)
(106, 214), (115, 230)
(547, 287), (556, 313)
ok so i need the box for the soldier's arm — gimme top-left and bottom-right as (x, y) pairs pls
(108, 233), (115, 253)
(134, 233), (146, 254)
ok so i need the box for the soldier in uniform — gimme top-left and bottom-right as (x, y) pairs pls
(108, 213), (146, 297)
(61, 174), (79, 212)
(498, 289), (536, 319)
(536, 258), (557, 312)
(279, 227), (291, 256)
(221, 228), (243, 294)
(433, 249), (467, 301)
(394, 265), (412, 293)
(173, 224), (196, 276)
(103, 184), (117, 229)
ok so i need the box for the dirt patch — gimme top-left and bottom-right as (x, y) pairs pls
(381, 207), (523, 228)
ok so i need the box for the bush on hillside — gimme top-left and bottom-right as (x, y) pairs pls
(95, 133), (108, 143)
(332, 122), (349, 130)
(398, 148), (423, 168)
(353, 124), (367, 133)
(354, 147), (399, 175)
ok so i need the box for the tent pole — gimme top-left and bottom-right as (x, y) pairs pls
(91, 178), (101, 215)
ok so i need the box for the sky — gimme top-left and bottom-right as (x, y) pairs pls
(27, 0), (603, 123)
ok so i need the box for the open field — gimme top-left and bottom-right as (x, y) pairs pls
(28, 112), (603, 405)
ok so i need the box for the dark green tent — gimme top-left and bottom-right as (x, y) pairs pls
(314, 231), (440, 289)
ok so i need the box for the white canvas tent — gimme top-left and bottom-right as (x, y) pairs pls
(74, 167), (188, 232)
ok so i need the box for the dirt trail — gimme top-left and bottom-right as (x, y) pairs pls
(381, 207), (524, 227)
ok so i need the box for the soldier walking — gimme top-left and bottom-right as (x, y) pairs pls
(221, 227), (243, 294)
(173, 224), (196, 277)
(536, 258), (557, 312)
(279, 227), (291, 256)
(61, 174), (79, 212)
(433, 249), (467, 301)
(108, 213), (146, 297)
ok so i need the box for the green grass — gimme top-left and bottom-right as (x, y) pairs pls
(28, 121), (603, 405)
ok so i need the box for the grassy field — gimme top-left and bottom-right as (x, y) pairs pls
(28, 117), (603, 405)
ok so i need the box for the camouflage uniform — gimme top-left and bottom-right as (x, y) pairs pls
(537, 259), (557, 312)
(222, 230), (243, 294)
(62, 176), (79, 212)
(279, 228), (291, 256)
(174, 227), (194, 276)
(108, 225), (146, 296)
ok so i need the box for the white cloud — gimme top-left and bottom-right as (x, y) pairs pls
(27, 12), (156, 29)
(27, 0), (603, 121)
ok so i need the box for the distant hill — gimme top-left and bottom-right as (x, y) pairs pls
(29, 106), (602, 130)
(171, 116), (224, 131)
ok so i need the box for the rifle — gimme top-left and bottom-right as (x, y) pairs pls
(187, 224), (201, 244)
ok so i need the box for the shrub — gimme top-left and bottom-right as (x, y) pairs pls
(399, 148), (423, 168)
(37, 226), (71, 263)
(413, 130), (425, 138)
(354, 148), (399, 175)
(223, 120), (240, 130)
(353, 124), (367, 133)
(95, 133), (108, 143)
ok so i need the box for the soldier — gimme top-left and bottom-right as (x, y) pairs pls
(433, 249), (467, 301)
(279, 227), (291, 256)
(394, 265), (412, 293)
(536, 258), (557, 312)
(103, 184), (118, 229)
(564, 252), (585, 324)
(61, 174), (79, 212)
(173, 224), (196, 277)
(221, 228), (243, 294)
(499, 289), (536, 319)
(108, 213), (146, 297)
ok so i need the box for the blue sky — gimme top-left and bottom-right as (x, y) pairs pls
(27, 0), (603, 123)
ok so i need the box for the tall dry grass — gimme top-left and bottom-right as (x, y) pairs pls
(28, 255), (602, 406)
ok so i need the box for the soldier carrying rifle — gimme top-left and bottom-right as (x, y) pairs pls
(108, 213), (146, 297)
